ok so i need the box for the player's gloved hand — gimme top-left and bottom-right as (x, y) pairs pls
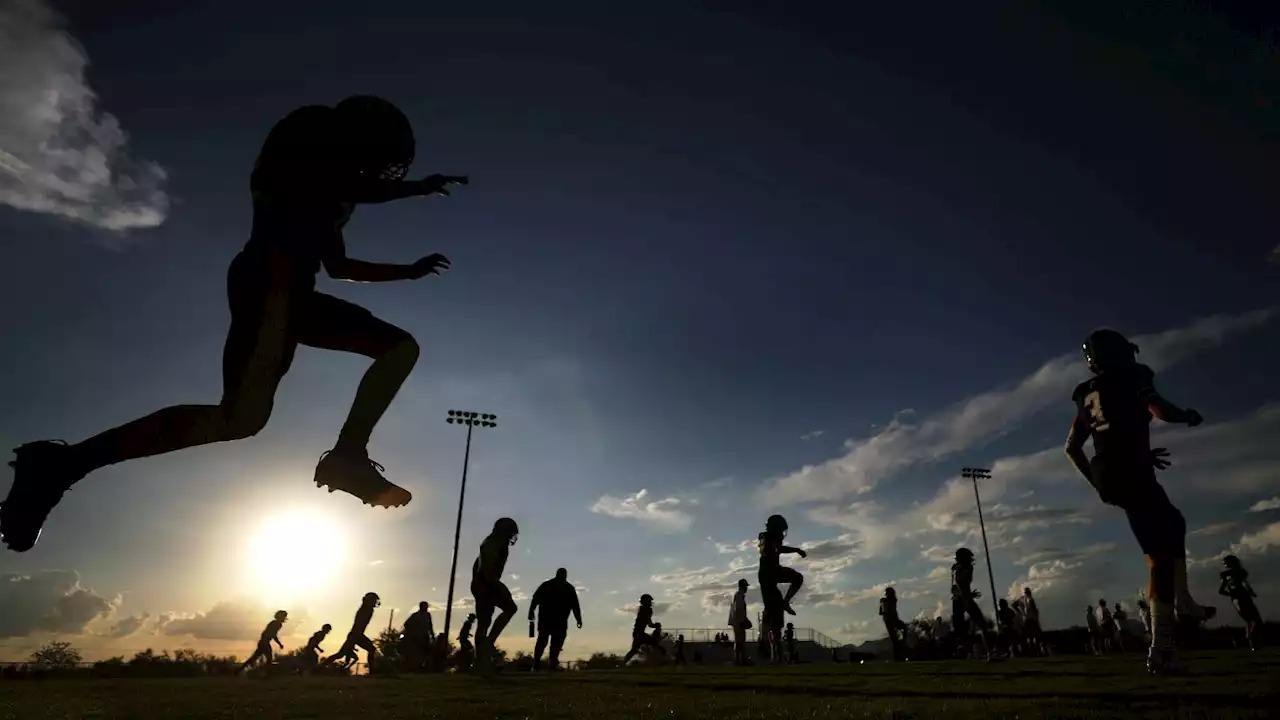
(417, 174), (469, 197)
(1184, 409), (1203, 427)
(408, 253), (451, 279)
(971, 590), (982, 599)
(797, 549), (808, 559)
(1151, 447), (1172, 470)
(578, 621), (583, 629)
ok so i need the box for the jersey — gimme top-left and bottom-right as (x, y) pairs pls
(879, 596), (899, 620)
(259, 619), (283, 645)
(1023, 596), (1040, 622)
(1086, 609), (1099, 630)
(951, 562), (974, 599)
(758, 530), (784, 572)
(350, 605), (374, 635)
(633, 605), (654, 634)
(472, 533), (510, 583)
(1071, 363), (1157, 462)
(459, 617), (475, 643)
(245, 105), (352, 283)
(1221, 568), (1252, 599)
(997, 606), (1016, 628)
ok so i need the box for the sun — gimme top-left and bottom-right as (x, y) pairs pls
(242, 507), (348, 604)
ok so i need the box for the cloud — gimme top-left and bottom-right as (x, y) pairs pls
(156, 600), (295, 642)
(800, 430), (825, 441)
(1229, 523), (1280, 557)
(616, 601), (678, 616)
(710, 537), (756, 555)
(590, 489), (694, 532)
(1251, 497), (1280, 513)
(104, 613), (149, 639)
(0, 0), (168, 232)
(1189, 522), (1240, 537)
(0, 570), (119, 638)
(756, 310), (1275, 507)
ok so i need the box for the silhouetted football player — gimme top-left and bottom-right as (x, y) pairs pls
(1219, 555), (1262, 650)
(241, 610), (287, 671)
(471, 517), (520, 671)
(3, 96), (469, 552)
(1065, 328), (1214, 674)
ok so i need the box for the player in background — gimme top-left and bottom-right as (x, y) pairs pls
(457, 612), (477, 666)
(1085, 605), (1101, 655)
(323, 592), (380, 669)
(1065, 328), (1215, 674)
(401, 601), (435, 670)
(672, 634), (687, 667)
(623, 594), (666, 663)
(471, 517), (520, 672)
(1019, 588), (1046, 656)
(1136, 599), (1153, 642)
(996, 599), (1019, 657)
(728, 578), (752, 666)
(241, 610), (288, 671)
(1219, 555), (1263, 650)
(950, 548), (989, 658)
(1112, 602), (1130, 652)
(3, 97), (468, 553)
(1096, 600), (1114, 654)
(301, 623), (332, 669)
(879, 587), (908, 661)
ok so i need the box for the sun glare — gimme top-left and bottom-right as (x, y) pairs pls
(243, 508), (348, 604)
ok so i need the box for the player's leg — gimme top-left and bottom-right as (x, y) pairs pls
(295, 293), (417, 508)
(549, 627), (566, 668)
(471, 581), (496, 667)
(533, 628), (549, 667)
(3, 253), (298, 552)
(356, 634), (377, 667)
(623, 633), (643, 663)
(777, 566), (804, 614)
(1127, 505), (1182, 673)
(487, 581), (517, 643)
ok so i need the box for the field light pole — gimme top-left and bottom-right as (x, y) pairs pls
(962, 467), (1001, 632)
(442, 410), (498, 644)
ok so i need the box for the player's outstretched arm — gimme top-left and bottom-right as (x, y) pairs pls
(1146, 394), (1202, 426)
(781, 546), (807, 558)
(325, 246), (451, 284)
(337, 174), (469, 205)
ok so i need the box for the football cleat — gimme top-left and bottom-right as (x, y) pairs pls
(314, 448), (411, 508)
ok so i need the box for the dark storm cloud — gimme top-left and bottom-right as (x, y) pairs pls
(0, 570), (117, 637)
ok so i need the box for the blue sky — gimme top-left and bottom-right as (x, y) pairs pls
(1, 0), (1279, 659)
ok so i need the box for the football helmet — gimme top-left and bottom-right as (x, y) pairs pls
(363, 591), (381, 607)
(274, 610), (288, 621)
(494, 517), (519, 545)
(1083, 328), (1139, 374)
(334, 95), (415, 181)
(1223, 554), (1241, 570)
(765, 514), (789, 536)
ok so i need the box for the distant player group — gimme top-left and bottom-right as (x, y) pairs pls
(0, 96), (1265, 677)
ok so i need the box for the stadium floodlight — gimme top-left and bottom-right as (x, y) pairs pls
(961, 467), (1001, 633)
(442, 409), (499, 642)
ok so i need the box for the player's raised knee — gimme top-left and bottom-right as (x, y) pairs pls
(220, 402), (272, 440)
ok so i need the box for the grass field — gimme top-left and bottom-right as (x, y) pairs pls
(2, 651), (1277, 719)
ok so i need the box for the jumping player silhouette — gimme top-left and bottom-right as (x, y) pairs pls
(1219, 555), (1262, 650)
(1065, 328), (1214, 675)
(2, 96), (468, 552)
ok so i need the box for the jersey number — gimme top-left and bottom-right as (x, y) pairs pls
(1083, 391), (1110, 432)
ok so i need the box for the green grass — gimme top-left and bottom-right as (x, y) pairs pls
(2, 651), (1277, 719)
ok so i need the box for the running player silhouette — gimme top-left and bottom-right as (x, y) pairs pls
(323, 591), (380, 668)
(950, 548), (988, 657)
(241, 610), (288, 671)
(302, 623), (332, 668)
(623, 594), (665, 663)
(2, 96), (468, 552)
(879, 587), (908, 661)
(1219, 555), (1262, 650)
(1065, 328), (1214, 674)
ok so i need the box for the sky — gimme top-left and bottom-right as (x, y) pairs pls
(1, 0), (1279, 661)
